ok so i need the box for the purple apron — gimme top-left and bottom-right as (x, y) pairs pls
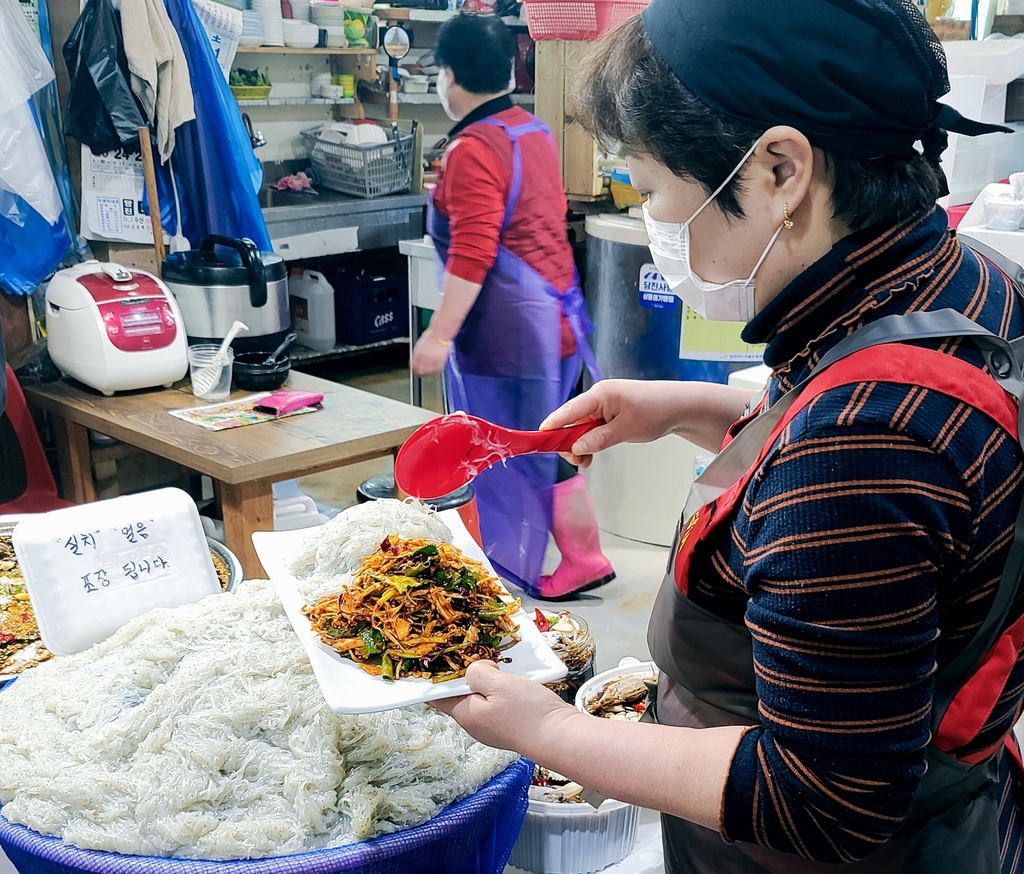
(427, 115), (601, 592)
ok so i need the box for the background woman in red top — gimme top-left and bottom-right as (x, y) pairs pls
(409, 13), (613, 600)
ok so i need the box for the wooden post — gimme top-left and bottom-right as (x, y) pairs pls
(388, 68), (399, 121)
(137, 128), (166, 275)
(215, 479), (273, 579)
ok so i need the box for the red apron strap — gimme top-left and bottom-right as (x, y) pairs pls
(673, 344), (1019, 592)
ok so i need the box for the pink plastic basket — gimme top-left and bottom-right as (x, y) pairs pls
(521, 0), (647, 41)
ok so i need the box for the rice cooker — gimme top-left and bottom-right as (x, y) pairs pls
(45, 261), (188, 396)
(161, 235), (291, 354)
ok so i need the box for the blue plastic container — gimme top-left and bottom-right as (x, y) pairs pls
(0, 758), (531, 874)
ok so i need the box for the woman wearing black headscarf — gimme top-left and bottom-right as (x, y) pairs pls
(434, 1), (1024, 871)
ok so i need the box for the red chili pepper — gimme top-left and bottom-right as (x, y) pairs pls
(633, 702), (647, 713)
(533, 608), (551, 633)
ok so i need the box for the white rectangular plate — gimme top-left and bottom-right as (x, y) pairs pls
(252, 510), (567, 713)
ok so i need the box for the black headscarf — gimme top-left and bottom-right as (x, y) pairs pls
(641, 0), (1009, 192)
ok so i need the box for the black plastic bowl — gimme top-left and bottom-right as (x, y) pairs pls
(232, 352), (291, 391)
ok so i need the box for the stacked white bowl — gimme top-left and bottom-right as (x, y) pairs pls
(290, 0), (311, 20)
(282, 17), (319, 47)
(311, 0), (345, 27)
(252, 0), (284, 46)
(322, 25), (346, 46)
(240, 10), (264, 45)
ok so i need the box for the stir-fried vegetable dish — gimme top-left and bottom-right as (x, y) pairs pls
(303, 536), (521, 682)
(0, 534), (52, 679)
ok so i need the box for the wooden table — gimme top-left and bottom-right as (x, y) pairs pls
(24, 372), (433, 578)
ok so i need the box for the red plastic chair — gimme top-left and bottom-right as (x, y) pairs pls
(0, 364), (74, 514)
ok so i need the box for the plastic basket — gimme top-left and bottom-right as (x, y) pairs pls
(521, 0), (647, 40)
(0, 757), (531, 874)
(229, 85), (272, 100)
(302, 126), (415, 199)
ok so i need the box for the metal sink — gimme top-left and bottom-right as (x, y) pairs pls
(258, 186), (323, 210)
(257, 160), (428, 256)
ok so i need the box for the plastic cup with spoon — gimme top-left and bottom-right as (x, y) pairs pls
(188, 321), (249, 400)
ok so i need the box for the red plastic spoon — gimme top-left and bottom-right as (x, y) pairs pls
(394, 413), (602, 500)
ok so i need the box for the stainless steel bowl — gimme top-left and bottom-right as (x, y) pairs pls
(207, 536), (243, 592)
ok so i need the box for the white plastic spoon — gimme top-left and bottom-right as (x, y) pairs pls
(190, 320), (249, 397)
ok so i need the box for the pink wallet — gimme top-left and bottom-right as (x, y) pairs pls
(253, 389), (324, 416)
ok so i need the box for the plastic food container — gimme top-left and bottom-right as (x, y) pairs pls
(1011, 171), (1024, 201)
(507, 795), (641, 874)
(983, 194), (1024, 231)
(535, 610), (596, 704)
(507, 658), (655, 874)
(575, 658), (659, 721)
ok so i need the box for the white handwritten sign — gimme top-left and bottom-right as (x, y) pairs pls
(12, 488), (221, 655)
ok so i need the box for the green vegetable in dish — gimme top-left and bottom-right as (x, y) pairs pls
(230, 67), (271, 87)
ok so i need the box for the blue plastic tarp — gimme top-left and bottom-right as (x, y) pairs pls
(160, 0), (271, 251)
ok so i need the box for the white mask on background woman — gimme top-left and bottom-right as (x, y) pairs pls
(641, 138), (784, 323)
(437, 68), (461, 121)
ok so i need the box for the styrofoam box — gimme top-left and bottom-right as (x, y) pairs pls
(12, 488), (221, 655)
(942, 124), (1024, 207)
(943, 39), (1024, 87)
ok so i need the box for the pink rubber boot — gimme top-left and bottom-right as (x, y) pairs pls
(530, 475), (616, 601)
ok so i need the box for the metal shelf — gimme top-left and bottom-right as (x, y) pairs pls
(234, 46), (377, 54)
(289, 336), (409, 365)
(372, 6), (522, 24)
(235, 97), (356, 106)
(363, 91), (534, 105)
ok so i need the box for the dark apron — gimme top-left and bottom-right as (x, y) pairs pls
(647, 307), (1024, 873)
(427, 114), (600, 591)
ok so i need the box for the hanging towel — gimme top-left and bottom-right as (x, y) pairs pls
(115, 0), (194, 161)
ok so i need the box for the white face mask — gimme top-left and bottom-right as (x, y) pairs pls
(437, 69), (461, 121)
(641, 138), (784, 323)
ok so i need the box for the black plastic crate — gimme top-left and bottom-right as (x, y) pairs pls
(333, 271), (410, 347)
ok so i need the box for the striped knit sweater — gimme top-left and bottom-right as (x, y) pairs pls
(689, 207), (1024, 864)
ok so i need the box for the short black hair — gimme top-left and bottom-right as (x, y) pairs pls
(435, 13), (515, 95)
(572, 16), (944, 232)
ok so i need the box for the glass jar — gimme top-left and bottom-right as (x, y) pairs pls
(537, 611), (596, 704)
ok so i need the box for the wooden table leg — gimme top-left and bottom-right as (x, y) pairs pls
(215, 479), (273, 579)
(51, 416), (96, 503)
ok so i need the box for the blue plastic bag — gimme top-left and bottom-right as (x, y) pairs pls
(0, 0), (71, 296)
(0, 189), (70, 297)
(162, 0), (271, 251)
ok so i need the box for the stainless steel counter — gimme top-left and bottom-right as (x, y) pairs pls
(261, 186), (427, 260)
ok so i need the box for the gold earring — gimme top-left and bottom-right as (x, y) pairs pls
(783, 204), (794, 230)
